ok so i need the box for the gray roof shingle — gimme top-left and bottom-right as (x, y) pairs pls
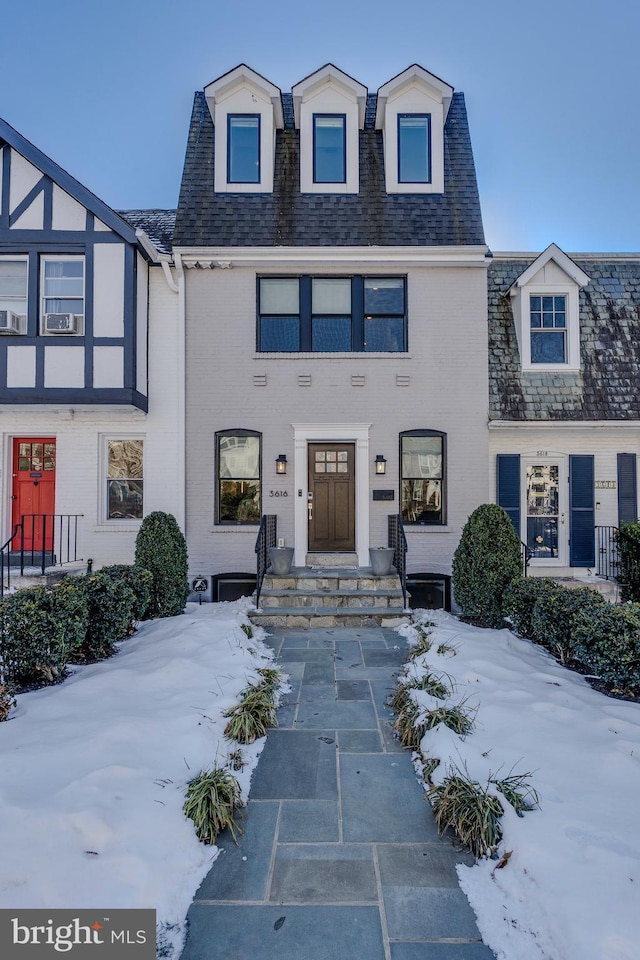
(174, 90), (485, 247)
(489, 258), (640, 420)
(117, 209), (176, 255)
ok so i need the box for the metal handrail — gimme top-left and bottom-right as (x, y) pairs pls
(0, 523), (23, 599)
(595, 525), (620, 580)
(388, 513), (409, 609)
(521, 540), (533, 576)
(254, 515), (277, 608)
(0, 514), (83, 599)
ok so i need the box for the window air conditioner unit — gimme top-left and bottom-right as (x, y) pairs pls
(45, 313), (77, 334)
(0, 310), (21, 333)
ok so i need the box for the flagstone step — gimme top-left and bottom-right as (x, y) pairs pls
(249, 606), (410, 629)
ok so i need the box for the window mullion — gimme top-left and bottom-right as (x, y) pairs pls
(351, 276), (363, 350)
(300, 277), (312, 351)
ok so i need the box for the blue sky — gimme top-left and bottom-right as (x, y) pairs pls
(1, 0), (638, 251)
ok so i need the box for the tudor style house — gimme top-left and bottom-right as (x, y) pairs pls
(0, 117), (182, 578)
(173, 63), (490, 605)
(490, 244), (640, 577)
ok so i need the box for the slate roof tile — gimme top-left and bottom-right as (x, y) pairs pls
(117, 209), (176, 255)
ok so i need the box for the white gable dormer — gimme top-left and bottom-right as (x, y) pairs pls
(291, 64), (367, 195)
(375, 64), (453, 195)
(205, 64), (284, 194)
(508, 243), (590, 372)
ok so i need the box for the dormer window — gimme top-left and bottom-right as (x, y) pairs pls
(508, 244), (589, 372)
(313, 115), (346, 183)
(376, 65), (452, 195)
(530, 295), (567, 363)
(205, 64), (283, 194)
(227, 115), (260, 184)
(398, 114), (431, 183)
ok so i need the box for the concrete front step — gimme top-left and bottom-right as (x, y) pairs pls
(249, 606), (410, 628)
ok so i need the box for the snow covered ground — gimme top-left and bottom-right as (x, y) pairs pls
(400, 610), (640, 960)
(1, 602), (639, 960)
(0, 600), (276, 959)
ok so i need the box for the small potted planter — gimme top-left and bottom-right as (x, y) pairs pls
(369, 546), (395, 576)
(269, 546), (294, 575)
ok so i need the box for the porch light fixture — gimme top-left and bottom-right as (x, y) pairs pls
(375, 454), (387, 475)
(275, 454), (288, 475)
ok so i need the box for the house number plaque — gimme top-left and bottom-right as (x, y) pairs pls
(595, 480), (616, 489)
(269, 490), (288, 497)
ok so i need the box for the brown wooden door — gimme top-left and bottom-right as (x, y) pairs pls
(308, 443), (355, 551)
(11, 438), (56, 550)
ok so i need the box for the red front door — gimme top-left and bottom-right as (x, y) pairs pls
(11, 439), (56, 550)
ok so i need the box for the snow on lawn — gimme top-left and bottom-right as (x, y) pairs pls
(399, 610), (640, 960)
(0, 600), (278, 959)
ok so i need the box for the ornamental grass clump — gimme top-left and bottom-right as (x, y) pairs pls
(183, 767), (243, 844)
(423, 701), (475, 736)
(491, 771), (539, 817)
(429, 768), (504, 858)
(407, 629), (433, 659)
(393, 699), (427, 750)
(223, 681), (277, 744)
(412, 671), (453, 700)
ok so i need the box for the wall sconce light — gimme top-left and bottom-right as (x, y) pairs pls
(375, 455), (387, 475)
(275, 454), (288, 475)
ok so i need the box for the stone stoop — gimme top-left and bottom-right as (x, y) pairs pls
(249, 566), (411, 629)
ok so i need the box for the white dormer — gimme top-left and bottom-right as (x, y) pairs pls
(291, 64), (367, 195)
(205, 64), (283, 194)
(508, 243), (590, 372)
(376, 65), (453, 195)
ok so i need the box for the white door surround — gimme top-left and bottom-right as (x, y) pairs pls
(292, 422), (371, 567)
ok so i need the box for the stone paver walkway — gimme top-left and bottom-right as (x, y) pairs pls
(181, 626), (496, 960)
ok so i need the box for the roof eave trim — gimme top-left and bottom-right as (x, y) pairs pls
(508, 242), (591, 294)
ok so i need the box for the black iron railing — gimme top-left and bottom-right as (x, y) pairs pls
(0, 514), (83, 599)
(521, 540), (533, 576)
(254, 514), (277, 608)
(595, 525), (620, 580)
(388, 513), (408, 609)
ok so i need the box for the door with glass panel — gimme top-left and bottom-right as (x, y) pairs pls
(11, 439), (56, 550)
(308, 444), (355, 551)
(525, 462), (564, 561)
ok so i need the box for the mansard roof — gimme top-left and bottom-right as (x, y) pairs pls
(489, 254), (640, 421)
(173, 89), (485, 247)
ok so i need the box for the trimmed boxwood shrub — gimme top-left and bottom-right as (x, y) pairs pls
(531, 586), (606, 664)
(0, 579), (88, 685)
(502, 577), (560, 640)
(97, 564), (153, 621)
(134, 511), (189, 618)
(452, 504), (523, 628)
(70, 571), (138, 662)
(572, 602), (640, 694)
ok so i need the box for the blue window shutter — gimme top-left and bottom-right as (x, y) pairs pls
(569, 455), (595, 566)
(617, 453), (637, 525)
(497, 455), (520, 535)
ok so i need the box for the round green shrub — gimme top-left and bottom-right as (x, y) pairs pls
(134, 511), (189, 618)
(572, 602), (640, 693)
(503, 577), (560, 639)
(452, 504), (523, 628)
(98, 564), (153, 621)
(69, 572), (138, 662)
(0, 579), (88, 686)
(531, 585), (606, 664)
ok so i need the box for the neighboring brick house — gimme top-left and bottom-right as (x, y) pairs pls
(0, 116), (183, 572)
(490, 244), (640, 576)
(173, 63), (490, 603)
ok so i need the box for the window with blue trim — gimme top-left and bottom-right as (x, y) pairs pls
(313, 115), (346, 183)
(258, 277), (406, 352)
(530, 295), (566, 363)
(398, 114), (431, 184)
(227, 114), (260, 184)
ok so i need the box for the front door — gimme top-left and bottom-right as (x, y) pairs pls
(11, 438), (56, 550)
(308, 443), (355, 552)
(525, 461), (564, 563)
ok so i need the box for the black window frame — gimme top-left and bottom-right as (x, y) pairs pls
(227, 113), (261, 185)
(313, 113), (346, 184)
(399, 429), (447, 526)
(398, 113), (432, 184)
(215, 428), (262, 526)
(257, 276), (407, 353)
